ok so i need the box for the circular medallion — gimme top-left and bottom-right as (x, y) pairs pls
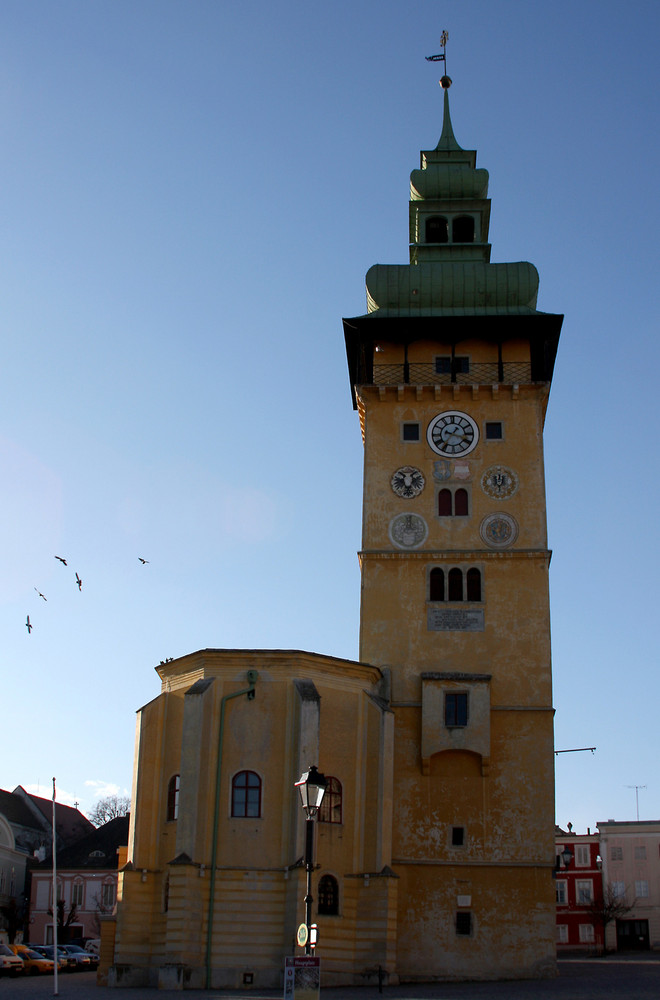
(391, 466), (425, 498)
(480, 513), (519, 549)
(389, 513), (428, 549)
(481, 465), (519, 500)
(427, 411), (479, 457)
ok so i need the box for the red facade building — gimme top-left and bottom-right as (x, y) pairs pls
(555, 828), (604, 953)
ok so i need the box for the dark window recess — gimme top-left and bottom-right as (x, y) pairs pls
(167, 774), (180, 821)
(231, 770), (261, 818)
(426, 216), (448, 243)
(438, 489), (452, 516)
(452, 216), (475, 243)
(429, 568), (445, 602)
(317, 874), (339, 915)
(402, 422), (420, 441)
(452, 826), (465, 846)
(448, 568), (463, 602)
(318, 777), (342, 824)
(454, 488), (468, 516)
(435, 355), (470, 375)
(456, 912), (472, 936)
(485, 422), (503, 440)
(466, 568), (482, 602)
(445, 692), (468, 727)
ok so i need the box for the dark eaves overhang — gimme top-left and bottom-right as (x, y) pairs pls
(342, 311), (563, 409)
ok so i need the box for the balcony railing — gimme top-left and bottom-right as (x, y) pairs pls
(372, 361), (534, 386)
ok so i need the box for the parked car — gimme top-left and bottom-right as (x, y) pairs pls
(57, 944), (91, 970)
(60, 944), (95, 969)
(32, 945), (75, 971)
(9, 945), (54, 975)
(0, 943), (24, 976)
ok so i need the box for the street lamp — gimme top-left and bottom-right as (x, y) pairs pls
(295, 765), (327, 955)
(560, 847), (573, 868)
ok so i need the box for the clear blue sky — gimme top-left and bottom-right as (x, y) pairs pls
(1, 0), (658, 833)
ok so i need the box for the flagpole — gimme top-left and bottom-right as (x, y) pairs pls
(52, 777), (58, 997)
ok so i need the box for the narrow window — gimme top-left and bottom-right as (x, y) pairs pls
(466, 568), (481, 602)
(454, 488), (468, 516)
(71, 882), (83, 907)
(317, 874), (339, 915)
(429, 568), (444, 602)
(485, 421), (503, 440)
(318, 777), (342, 824)
(557, 924), (568, 943)
(435, 355), (469, 376)
(445, 693), (468, 727)
(448, 568), (463, 601)
(452, 215), (475, 243)
(576, 880), (593, 903)
(426, 216), (448, 243)
(167, 774), (180, 821)
(455, 912), (472, 935)
(451, 826), (465, 846)
(231, 770), (261, 818)
(163, 875), (170, 913)
(635, 880), (649, 898)
(101, 883), (115, 907)
(556, 880), (567, 904)
(438, 489), (452, 516)
(402, 422), (420, 442)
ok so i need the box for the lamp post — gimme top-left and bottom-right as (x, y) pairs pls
(295, 765), (327, 955)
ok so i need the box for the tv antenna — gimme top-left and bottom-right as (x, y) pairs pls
(626, 784), (647, 821)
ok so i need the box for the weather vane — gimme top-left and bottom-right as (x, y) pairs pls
(426, 31), (451, 89)
(426, 30), (449, 67)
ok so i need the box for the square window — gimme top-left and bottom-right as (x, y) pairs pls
(576, 880), (593, 904)
(634, 846), (647, 860)
(579, 924), (595, 943)
(455, 911), (472, 936)
(611, 846), (623, 861)
(485, 421), (503, 440)
(402, 422), (420, 442)
(445, 692), (468, 727)
(451, 826), (465, 847)
(635, 880), (649, 898)
(435, 356), (470, 375)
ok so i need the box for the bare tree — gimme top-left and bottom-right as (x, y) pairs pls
(589, 883), (635, 952)
(88, 795), (130, 827)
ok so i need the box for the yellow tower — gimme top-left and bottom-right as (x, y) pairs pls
(343, 74), (563, 978)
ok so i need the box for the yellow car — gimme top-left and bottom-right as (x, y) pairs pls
(10, 945), (54, 975)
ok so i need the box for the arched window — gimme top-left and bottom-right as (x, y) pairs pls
(438, 489), (452, 516)
(429, 568), (444, 602)
(425, 216), (448, 243)
(454, 488), (469, 516)
(231, 770), (261, 818)
(466, 568), (482, 602)
(317, 874), (339, 915)
(452, 215), (475, 243)
(318, 777), (342, 824)
(167, 774), (180, 821)
(448, 568), (464, 602)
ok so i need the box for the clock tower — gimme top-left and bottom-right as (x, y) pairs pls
(344, 75), (563, 978)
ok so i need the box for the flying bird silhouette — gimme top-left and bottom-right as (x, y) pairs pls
(55, 556), (67, 566)
(34, 588), (47, 601)
(75, 573), (82, 591)
(138, 557), (149, 564)
(26, 615), (32, 633)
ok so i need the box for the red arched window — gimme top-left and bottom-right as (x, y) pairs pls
(231, 770), (261, 818)
(438, 489), (452, 516)
(167, 774), (180, 821)
(318, 777), (342, 824)
(454, 488), (469, 516)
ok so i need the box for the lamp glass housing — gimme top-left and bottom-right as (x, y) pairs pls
(295, 765), (327, 815)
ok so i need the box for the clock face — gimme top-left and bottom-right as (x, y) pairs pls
(427, 411), (479, 457)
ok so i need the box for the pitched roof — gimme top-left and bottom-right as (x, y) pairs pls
(12, 786), (94, 845)
(36, 815), (130, 869)
(0, 788), (45, 831)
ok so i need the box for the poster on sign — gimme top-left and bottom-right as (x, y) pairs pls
(283, 956), (320, 1000)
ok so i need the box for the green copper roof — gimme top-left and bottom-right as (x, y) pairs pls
(436, 86), (463, 152)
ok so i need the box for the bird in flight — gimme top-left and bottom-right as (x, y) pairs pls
(55, 555), (67, 566)
(34, 588), (47, 601)
(138, 557), (149, 564)
(75, 573), (82, 591)
(26, 615), (32, 633)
